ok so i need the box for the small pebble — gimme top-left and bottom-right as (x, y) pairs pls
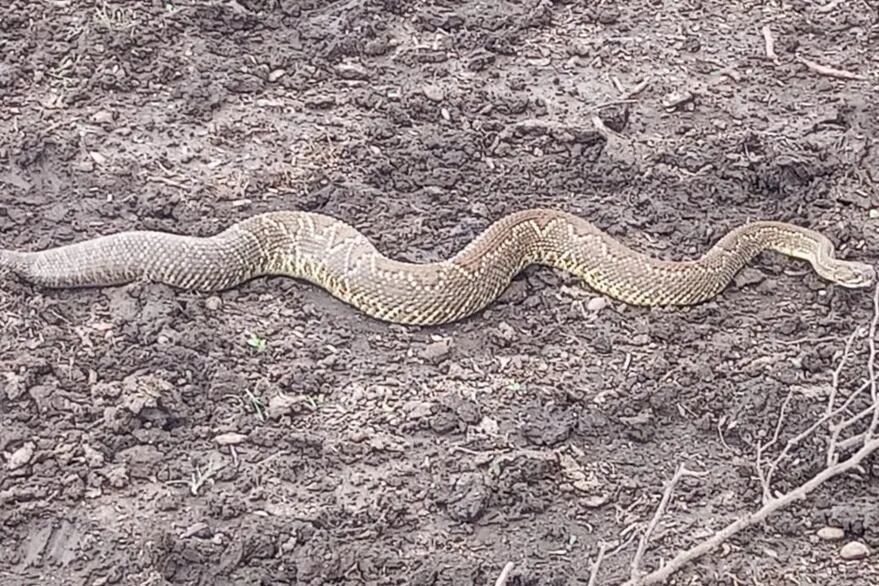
(422, 85), (444, 102)
(82, 444), (105, 468)
(840, 541), (870, 560)
(817, 526), (845, 541)
(90, 110), (115, 124)
(2, 372), (26, 400)
(571, 479), (594, 493)
(734, 268), (765, 289)
(404, 400), (434, 420)
(267, 393), (300, 420)
(7, 441), (35, 470)
(580, 494), (609, 508)
(105, 464), (129, 488)
(334, 63), (369, 80)
(477, 416), (499, 436)
(596, 6), (620, 24)
(419, 338), (452, 363)
(586, 297), (608, 312)
(268, 69), (286, 82)
(495, 321), (516, 343)
(181, 522), (211, 539)
(205, 296), (222, 311)
(662, 90), (694, 110)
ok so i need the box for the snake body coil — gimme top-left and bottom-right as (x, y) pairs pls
(1, 209), (874, 325)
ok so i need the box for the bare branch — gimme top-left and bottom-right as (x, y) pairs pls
(866, 283), (879, 438)
(587, 543), (608, 586)
(758, 389), (794, 502)
(494, 561), (515, 586)
(629, 464), (706, 581)
(613, 281), (879, 586)
(797, 55), (867, 81)
(828, 402), (878, 459)
(748, 324), (869, 471)
(622, 437), (879, 586)
(827, 327), (861, 416)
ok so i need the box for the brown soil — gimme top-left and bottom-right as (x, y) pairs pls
(2, 1), (878, 585)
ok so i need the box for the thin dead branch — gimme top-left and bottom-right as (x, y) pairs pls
(587, 543), (608, 586)
(827, 327), (861, 417)
(761, 26), (777, 60)
(629, 464), (706, 581)
(797, 55), (867, 81)
(866, 284), (879, 437)
(620, 438), (879, 586)
(589, 281), (879, 585)
(494, 561), (515, 586)
(757, 389), (794, 502)
(590, 114), (627, 142)
(622, 78), (650, 100)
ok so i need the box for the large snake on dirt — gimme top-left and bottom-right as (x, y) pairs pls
(0, 209), (874, 325)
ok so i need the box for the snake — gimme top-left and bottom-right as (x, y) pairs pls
(0, 208), (874, 325)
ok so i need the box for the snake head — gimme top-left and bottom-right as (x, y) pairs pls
(828, 261), (876, 289)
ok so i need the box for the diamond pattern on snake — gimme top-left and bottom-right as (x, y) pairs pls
(1, 208), (874, 325)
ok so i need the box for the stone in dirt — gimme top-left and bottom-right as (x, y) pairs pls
(817, 526), (845, 541)
(419, 338), (452, 363)
(6, 442), (35, 470)
(839, 541), (870, 561)
(586, 297), (608, 312)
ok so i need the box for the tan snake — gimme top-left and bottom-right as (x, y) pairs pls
(0, 208), (874, 325)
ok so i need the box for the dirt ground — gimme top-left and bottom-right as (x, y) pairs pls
(1, 1), (878, 584)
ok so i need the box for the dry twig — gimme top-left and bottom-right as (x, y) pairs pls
(619, 438), (879, 586)
(494, 562), (515, 586)
(587, 543), (608, 586)
(866, 284), (879, 436)
(826, 328), (861, 417)
(761, 26), (777, 60)
(797, 55), (867, 81)
(757, 389), (794, 503)
(629, 464), (706, 581)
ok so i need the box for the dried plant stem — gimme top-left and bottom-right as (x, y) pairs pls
(797, 55), (866, 81)
(587, 543), (608, 586)
(629, 464), (706, 581)
(620, 438), (879, 586)
(494, 562), (515, 586)
(761, 26), (777, 60)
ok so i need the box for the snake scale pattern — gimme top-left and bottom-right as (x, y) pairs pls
(0, 208), (874, 325)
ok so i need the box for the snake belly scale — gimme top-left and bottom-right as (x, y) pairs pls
(0, 208), (874, 325)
